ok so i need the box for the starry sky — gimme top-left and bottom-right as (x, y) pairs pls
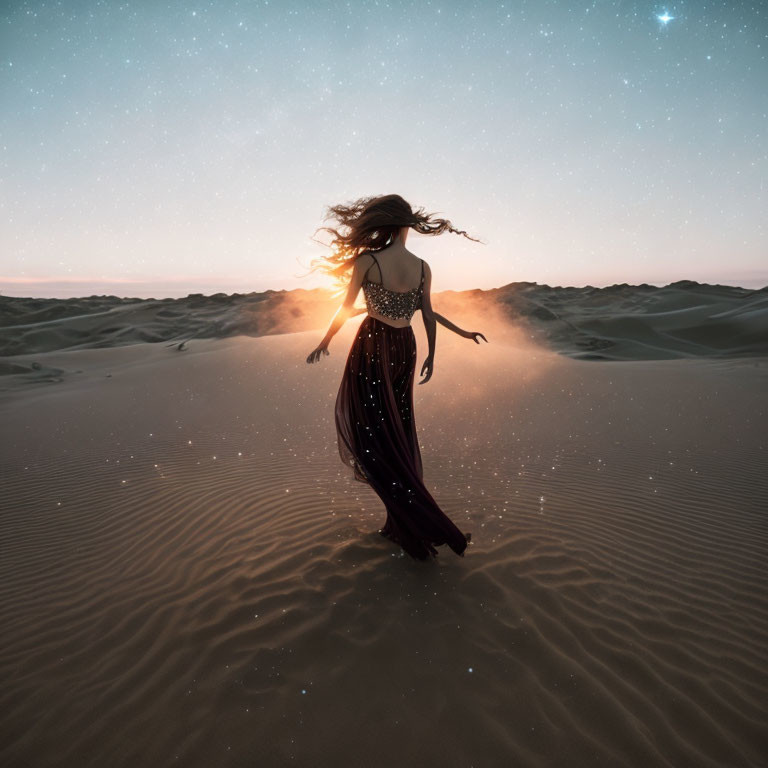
(1, 0), (766, 299)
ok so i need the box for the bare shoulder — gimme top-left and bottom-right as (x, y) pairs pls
(355, 251), (376, 274)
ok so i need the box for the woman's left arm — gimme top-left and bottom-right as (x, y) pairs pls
(306, 255), (369, 364)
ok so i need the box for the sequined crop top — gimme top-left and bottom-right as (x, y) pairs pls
(362, 253), (424, 322)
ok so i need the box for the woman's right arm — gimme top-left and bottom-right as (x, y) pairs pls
(418, 262), (437, 383)
(432, 312), (488, 344)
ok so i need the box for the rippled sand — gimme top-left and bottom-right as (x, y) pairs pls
(1, 318), (766, 767)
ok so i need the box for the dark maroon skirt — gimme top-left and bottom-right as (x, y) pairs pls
(335, 315), (469, 560)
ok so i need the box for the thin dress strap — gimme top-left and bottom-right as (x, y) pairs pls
(365, 252), (382, 284)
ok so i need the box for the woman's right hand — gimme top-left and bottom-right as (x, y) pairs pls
(463, 330), (488, 344)
(418, 355), (434, 384)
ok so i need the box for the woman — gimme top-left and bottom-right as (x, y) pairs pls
(306, 194), (488, 561)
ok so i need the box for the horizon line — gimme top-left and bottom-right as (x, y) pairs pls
(1, 276), (766, 301)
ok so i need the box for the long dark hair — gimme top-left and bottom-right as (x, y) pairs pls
(307, 194), (483, 293)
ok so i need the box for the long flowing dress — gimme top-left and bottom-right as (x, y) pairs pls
(334, 256), (470, 561)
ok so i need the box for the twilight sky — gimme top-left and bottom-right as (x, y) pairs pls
(1, 0), (766, 299)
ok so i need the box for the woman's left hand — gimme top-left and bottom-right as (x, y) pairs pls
(306, 343), (329, 364)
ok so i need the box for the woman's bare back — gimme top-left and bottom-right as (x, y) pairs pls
(364, 246), (424, 293)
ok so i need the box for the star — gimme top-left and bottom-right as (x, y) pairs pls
(657, 12), (674, 25)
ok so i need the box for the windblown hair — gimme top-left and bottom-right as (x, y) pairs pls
(307, 194), (483, 293)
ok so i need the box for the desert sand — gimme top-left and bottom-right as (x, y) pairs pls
(1, 283), (767, 767)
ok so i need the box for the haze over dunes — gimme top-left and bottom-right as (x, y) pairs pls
(1, 281), (765, 381)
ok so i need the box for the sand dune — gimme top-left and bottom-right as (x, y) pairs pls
(1, 280), (765, 364)
(0, 289), (324, 357)
(487, 280), (768, 360)
(1, 311), (766, 767)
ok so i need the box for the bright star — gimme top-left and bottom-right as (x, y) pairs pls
(657, 11), (674, 24)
